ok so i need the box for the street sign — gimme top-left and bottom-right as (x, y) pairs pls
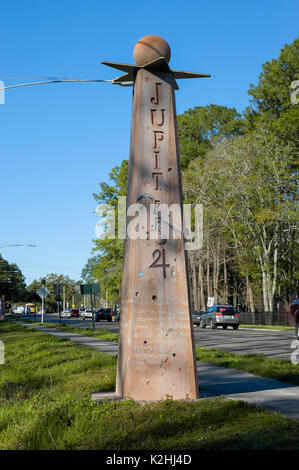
(207, 297), (214, 307)
(36, 286), (50, 300)
(80, 283), (100, 295)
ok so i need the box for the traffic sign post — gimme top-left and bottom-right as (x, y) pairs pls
(36, 282), (50, 324)
(54, 283), (63, 325)
(80, 284), (100, 331)
(91, 292), (95, 331)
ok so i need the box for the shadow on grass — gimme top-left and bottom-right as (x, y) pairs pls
(17, 397), (299, 450)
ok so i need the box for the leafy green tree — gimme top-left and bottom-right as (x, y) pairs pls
(27, 274), (80, 312)
(177, 104), (246, 168)
(81, 256), (99, 283)
(247, 35), (299, 144)
(185, 127), (298, 312)
(0, 255), (27, 305)
(88, 160), (128, 302)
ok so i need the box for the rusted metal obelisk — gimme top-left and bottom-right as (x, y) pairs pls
(100, 35), (210, 401)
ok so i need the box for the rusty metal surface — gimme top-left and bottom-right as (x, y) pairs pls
(102, 57), (210, 89)
(116, 68), (198, 401)
(133, 35), (171, 66)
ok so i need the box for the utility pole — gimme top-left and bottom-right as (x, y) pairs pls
(41, 279), (46, 323)
(63, 286), (66, 310)
(90, 291), (95, 331)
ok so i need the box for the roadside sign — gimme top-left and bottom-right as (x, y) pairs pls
(207, 297), (214, 307)
(36, 286), (50, 300)
(80, 283), (100, 295)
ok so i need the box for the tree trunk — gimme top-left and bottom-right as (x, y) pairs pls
(233, 278), (237, 308)
(198, 262), (205, 311)
(260, 259), (270, 313)
(245, 275), (255, 323)
(206, 244), (211, 299)
(213, 241), (220, 304)
(191, 256), (198, 310)
(223, 254), (228, 304)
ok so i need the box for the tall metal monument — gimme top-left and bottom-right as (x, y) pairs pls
(101, 35), (210, 401)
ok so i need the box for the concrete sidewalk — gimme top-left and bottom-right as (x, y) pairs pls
(197, 362), (299, 421)
(20, 322), (299, 421)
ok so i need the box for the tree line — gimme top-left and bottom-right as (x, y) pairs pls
(84, 36), (298, 312)
(0, 258), (82, 312)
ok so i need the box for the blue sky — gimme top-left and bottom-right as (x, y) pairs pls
(0, 0), (298, 285)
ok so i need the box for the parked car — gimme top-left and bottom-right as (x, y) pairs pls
(70, 308), (80, 318)
(200, 305), (240, 330)
(82, 309), (94, 319)
(11, 306), (25, 314)
(61, 310), (71, 317)
(95, 308), (113, 322)
(192, 310), (206, 327)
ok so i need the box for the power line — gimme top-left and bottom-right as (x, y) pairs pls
(0, 74), (81, 80)
(0, 78), (113, 90)
(0, 244), (36, 247)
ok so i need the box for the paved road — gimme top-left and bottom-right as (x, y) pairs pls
(193, 326), (296, 360)
(18, 313), (296, 361)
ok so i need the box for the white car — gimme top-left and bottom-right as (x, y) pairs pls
(82, 309), (93, 319)
(61, 310), (71, 318)
(12, 306), (25, 314)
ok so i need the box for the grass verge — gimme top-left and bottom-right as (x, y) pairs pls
(9, 315), (118, 343)
(10, 316), (299, 386)
(240, 324), (293, 331)
(196, 347), (299, 385)
(0, 321), (299, 450)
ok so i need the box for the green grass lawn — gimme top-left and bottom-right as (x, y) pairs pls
(0, 321), (299, 450)
(196, 347), (299, 385)
(10, 316), (299, 386)
(9, 315), (119, 343)
(240, 324), (294, 331)
(35, 321), (119, 343)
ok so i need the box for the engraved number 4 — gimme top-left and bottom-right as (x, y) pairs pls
(149, 249), (170, 279)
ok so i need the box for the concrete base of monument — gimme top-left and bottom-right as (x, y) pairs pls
(91, 391), (123, 403)
(91, 390), (204, 404)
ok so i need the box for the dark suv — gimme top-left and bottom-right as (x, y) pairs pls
(95, 308), (113, 322)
